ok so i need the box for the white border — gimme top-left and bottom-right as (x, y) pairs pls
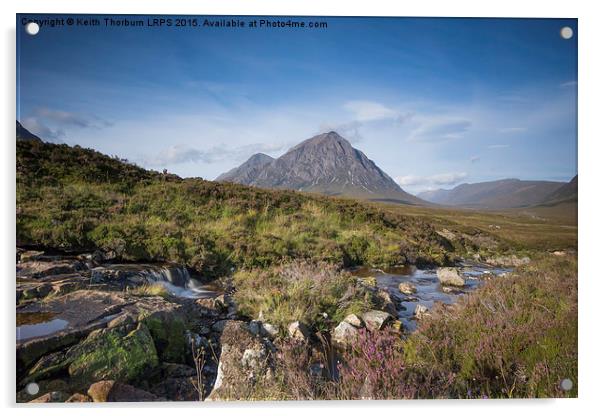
(2, 1), (600, 415)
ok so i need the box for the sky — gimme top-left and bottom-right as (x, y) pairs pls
(17, 15), (577, 194)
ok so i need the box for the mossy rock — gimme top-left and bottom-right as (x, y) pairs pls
(140, 311), (187, 364)
(67, 323), (159, 384)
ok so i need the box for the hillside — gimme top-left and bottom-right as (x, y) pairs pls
(418, 178), (566, 209)
(16, 140), (479, 277)
(217, 131), (424, 205)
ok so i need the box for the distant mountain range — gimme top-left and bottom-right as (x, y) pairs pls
(418, 177), (578, 209)
(20, 120), (576, 210)
(217, 131), (424, 205)
(16, 121), (42, 142)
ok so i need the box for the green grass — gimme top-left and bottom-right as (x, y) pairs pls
(128, 283), (171, 299)
(17, 141), (498, 276)
(233, 261), (378, 332)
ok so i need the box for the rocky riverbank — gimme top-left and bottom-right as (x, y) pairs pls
(16, 247), (517, 402)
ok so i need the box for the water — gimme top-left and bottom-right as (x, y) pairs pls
(16, 313), (69, 342)
(351, 265), (510, 332)
(92, 263), (220, 299)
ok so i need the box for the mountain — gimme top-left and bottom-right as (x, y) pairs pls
(539, 175), (577, 205)
(16, 121), (42, 142)
(418, 178), (567, 209)
(217, 131), (423, 205)
(216, 153), (274, 183)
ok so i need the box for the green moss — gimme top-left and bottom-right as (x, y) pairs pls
(68, 323), (159, 383)
(141, 313), (188, 363)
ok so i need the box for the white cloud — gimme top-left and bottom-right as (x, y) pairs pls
(470, 156), (480, 163)
(21, 117), (65, 143)
(488, 144), (510, 149)
(143, 141), (290, 167)
(409, 118), (472, 142)
(395, 172), (467, 187)
(343, 100), (397, 122)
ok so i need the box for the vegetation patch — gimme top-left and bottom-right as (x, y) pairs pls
(233, 261), (377, 332)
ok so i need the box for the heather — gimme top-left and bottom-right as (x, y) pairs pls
(222, 255), (577, 400)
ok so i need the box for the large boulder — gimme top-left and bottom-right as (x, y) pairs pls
(67, 322), (159, 384)
(206, 321), (272, 401)
(361, 310), (394, 331)
(436, 268), (465, 287)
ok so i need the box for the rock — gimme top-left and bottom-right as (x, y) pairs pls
(139, 302), (188, 363)
(287, 321), (311, 341)
(67, 323), (159, 384)
(151, 377), (199, 401)
(343, 313), (364, 328)
(486, 255), (530, 267)
(436, 268), (465, 287)
(398, 282), (417, 295)
(241, 348), (266, 368)
(87, 380), (158, 402)
(553, 250), (566, 257)
(261, 322), (279, 339)
(206, 321), (272, 401)
(361, 310), (394, 331)
(247, 320), (262, 336)
(332, 321), (359, 345)
(107, 313), (135, 329)
(19, 250), (45, 263)
(196, 297), (226, 315)
(28, 391), (67, 403)
(161, 362), (197, 378)
(414, 304), (429, 319)
(376, 289), (398, 315)
(211, 320), (229, 333)
(65, 393), (91, 402)
(17, 260), (87, 279)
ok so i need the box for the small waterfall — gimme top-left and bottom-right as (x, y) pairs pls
(92, 263), (218, 298)
(142, 265), (191, 287)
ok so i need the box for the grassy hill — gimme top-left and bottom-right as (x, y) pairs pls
(17, 141), (481, 276)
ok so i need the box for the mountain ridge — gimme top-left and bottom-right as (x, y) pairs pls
(418, 177), (575, 209)
(217, 131), (424, 205)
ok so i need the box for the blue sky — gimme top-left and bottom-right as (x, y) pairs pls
(17, 15), (577, 193)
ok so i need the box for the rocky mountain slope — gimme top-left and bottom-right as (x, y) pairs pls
(17, 121), (42, 142)
(418, 178), (568, 209)
(215, 153), (274, 184)
(217, 131), (424, 205)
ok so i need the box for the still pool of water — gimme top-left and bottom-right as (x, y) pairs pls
(351, 265), (510, 332)
(16, 312), (69, 342)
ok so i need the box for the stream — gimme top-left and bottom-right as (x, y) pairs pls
(351, 264), (511, 332)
